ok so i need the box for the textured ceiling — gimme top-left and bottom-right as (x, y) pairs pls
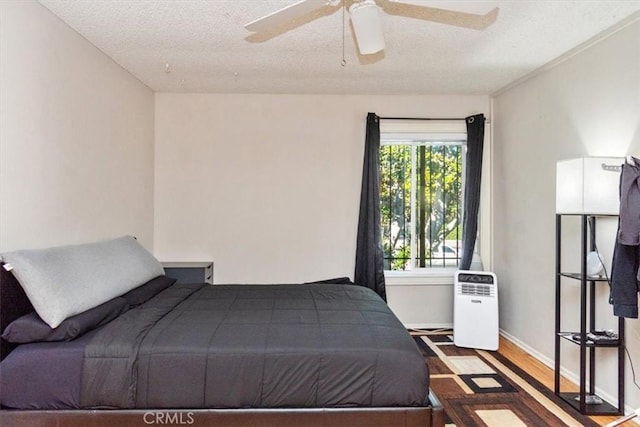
(38, 0), (640, 95)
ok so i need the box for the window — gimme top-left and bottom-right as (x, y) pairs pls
(380, 123), (466, 271)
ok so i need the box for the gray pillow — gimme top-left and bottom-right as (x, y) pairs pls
(1, 236), (164, 328)
(305, 277), (354, 285)
(122, 275), (176, 307)
(1, 297), (128, 343)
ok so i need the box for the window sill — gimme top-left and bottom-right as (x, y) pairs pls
(385, 269), (456, 286)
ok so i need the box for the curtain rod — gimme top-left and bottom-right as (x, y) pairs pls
(378, 116), (487, 121)
(379, 117), (465, 121)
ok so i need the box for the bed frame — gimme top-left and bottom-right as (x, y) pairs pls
(0, 263), (445, 427)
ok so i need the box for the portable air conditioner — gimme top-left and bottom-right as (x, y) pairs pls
(454, 270), (499, 351)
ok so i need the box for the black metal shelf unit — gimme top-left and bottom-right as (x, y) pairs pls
(554, 214), (625, 416)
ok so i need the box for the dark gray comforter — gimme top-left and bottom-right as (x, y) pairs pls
(80, 283), (429, 409)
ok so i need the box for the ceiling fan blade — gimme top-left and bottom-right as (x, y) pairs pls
(382, 0), (499, 30)
(245, 0), (333, 33)
(388, 0), (498, 16)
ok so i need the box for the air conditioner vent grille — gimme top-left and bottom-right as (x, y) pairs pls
(457, 283), (494, 297)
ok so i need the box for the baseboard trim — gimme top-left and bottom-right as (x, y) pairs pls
(498, 329), (555, 370)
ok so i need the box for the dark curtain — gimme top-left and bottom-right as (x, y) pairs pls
(354, 113), (386, 301)
(460, 113), (486, 270)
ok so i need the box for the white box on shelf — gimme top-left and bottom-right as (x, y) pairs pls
(556, 157), (623, 215)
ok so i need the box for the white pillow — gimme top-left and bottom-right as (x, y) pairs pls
(1, 236), (164, 328)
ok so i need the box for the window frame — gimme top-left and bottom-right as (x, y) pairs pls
(380, 120), (469, 278)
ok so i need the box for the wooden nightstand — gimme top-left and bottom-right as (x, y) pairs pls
(161, 262), (214, 285)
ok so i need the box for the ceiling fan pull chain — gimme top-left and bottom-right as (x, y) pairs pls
(341, 0), (347, 66)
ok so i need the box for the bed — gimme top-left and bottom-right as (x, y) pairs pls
(0, 237), (444, 426)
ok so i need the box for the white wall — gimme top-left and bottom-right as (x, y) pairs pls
(154, 94), (489, 287)
(0, 1), (155, 252)
(493, 18), (640, 411)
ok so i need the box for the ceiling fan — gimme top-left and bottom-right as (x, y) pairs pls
(245, 0), (499, 55)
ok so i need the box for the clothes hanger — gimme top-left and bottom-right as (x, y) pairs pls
(626, 155), (635, 166)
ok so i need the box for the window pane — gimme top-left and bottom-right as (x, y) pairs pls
(419, 144), (462, 268)
(380, 140), (463, 271)
(380, 145), (412, 270)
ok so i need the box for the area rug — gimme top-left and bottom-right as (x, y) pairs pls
(413, 330), (598, 427)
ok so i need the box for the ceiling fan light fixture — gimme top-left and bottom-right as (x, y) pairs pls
(349, 0), (385, 55)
